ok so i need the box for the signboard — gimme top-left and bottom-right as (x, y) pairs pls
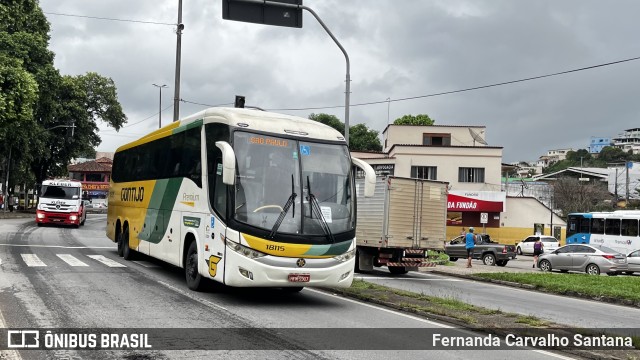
(82, 183), (110, 191)
(480, 212), (488, 224)
(372, 164), (395, 176)
(222, 0), (303, 28)
(447, 191), (505, 212)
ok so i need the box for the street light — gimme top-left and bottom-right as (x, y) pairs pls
(152, 84), (168, 129)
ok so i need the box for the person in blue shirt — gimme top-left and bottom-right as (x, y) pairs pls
(465, 227), (476, 268)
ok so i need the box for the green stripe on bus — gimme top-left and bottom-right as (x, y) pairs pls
(172, 119), (203, 134)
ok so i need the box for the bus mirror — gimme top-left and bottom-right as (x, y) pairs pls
(215, 141), (236, 185)
(351, 157), (376, 197)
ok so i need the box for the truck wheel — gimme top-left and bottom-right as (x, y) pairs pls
(388, 266), (408, 275)
(516, 247), (522, 255)
(482, 253), (496, 266)
(354, 249), (362, 273)
(496, 260), (508, 267)
(185, 241), (205, 291)
(448, 257), (458, 262)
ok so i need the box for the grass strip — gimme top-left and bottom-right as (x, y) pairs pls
(473, 273), (640, 303)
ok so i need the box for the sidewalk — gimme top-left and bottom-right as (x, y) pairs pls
(0, 211), (35, 219)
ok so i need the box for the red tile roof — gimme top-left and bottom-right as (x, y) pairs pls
(68, 158), (112, 173)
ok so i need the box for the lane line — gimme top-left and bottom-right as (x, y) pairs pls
(86, 255), (126, 268)
(355, 276), (462, 281)
(21, 254), (47, 267)
(0, 244), (114, 249)
(57, 254), (89, 267)
(307, 289), (577, 359)
(157, 281), (229, 311)
(132, 260), (160, 268)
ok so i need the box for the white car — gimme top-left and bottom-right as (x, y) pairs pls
(516, 235), (560, 255)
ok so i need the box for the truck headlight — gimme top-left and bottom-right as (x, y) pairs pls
(69, 215), (77, 221)
(334, 248), (356, 262)
(225, 239), (267, 259)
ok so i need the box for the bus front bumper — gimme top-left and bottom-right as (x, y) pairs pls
(222, 248), (355, 288)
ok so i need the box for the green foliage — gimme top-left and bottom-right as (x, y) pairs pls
(0, 0), (128, 189)
(308, 113), (344, 134)
(392, 114), (435, 126)
(349, 123), (382, 151)
(308, 113), (382, 152)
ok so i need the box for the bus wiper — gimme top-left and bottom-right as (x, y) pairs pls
(268, 174), (297, 239)
(306, 176), (335, 243)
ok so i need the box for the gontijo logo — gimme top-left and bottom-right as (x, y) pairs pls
(121, 187), (144, 202)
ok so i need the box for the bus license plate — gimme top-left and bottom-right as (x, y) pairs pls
(288, 274), (310, 282)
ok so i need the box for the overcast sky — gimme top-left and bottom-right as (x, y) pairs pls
(41, 0), (640, 163)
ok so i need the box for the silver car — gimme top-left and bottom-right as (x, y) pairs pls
(537, 244), (628, 276)
(625, 249), (640, 275)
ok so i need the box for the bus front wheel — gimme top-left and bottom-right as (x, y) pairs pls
(186, 241), (205, 291)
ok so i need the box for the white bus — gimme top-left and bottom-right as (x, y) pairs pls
(567, 210), (640, 254)
(107, 107), (375, 291)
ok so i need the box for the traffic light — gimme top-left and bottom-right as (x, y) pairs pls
(235, 95), (245, 108)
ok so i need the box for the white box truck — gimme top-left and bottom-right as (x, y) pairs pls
(355, 176), (448, 274)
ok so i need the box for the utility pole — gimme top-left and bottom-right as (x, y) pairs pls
(626, 161), (630, 205)
(173, 0), (183, 122)
(3, 148), (10, 213)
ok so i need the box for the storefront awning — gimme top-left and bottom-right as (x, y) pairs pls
(447, 191), (505, 212)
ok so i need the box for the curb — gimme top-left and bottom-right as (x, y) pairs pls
(321, 287), (627, 360)
(431, 270), (640, 309)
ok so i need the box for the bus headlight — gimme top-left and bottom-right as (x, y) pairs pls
(333, 248), (356, 262)
(225, 239), (267, 259)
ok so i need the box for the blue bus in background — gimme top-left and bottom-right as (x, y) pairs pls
(566, 211), (640, 254)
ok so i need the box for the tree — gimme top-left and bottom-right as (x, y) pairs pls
(553, 177), (613, 216)
(349, 123), (382, 152)
(393, 114), (435, 126)
(308, 113), (344, 133)
(308, 113), (382, 151)
(0, 0), (127, 187)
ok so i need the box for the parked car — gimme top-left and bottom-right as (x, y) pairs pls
(625, 249), (640, 275)
(445, 234), (517, 266)
(516, 235), (560, 255)
(537, 244), (628, 276)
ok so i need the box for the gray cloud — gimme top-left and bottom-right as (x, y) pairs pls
(41, 0), (640, 162)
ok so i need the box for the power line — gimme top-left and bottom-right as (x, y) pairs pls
(101, 104), (173, 133)
(43, 11), (175, 26)
(266, 56), (640, 112)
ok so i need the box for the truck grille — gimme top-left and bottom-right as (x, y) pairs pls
(41, 203), (73, 212)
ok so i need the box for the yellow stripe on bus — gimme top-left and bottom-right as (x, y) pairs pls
(241, 233), (335, 258)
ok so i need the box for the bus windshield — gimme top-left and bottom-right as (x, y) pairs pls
(41, 185), (80, 200)
(233, 131), (354, 239)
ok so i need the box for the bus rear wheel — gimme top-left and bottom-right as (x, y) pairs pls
(122, 227), (135, 260)
(185, 241), (205, 291)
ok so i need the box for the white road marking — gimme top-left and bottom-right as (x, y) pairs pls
(57, 254), (89, 267)
(132, 260), (160, 268)
(21, 254), (47, 267)
(158, 281), (229, 311)
(0, 244), (114, 249)
(355, 276), (462, 281)
(307, 289), (578, 359)
(86, 255), (126, 268)
(0, 307), (22, 360)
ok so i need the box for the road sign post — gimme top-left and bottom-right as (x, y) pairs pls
(480, 212), (488, 234)
(222, 0), (352, 145)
